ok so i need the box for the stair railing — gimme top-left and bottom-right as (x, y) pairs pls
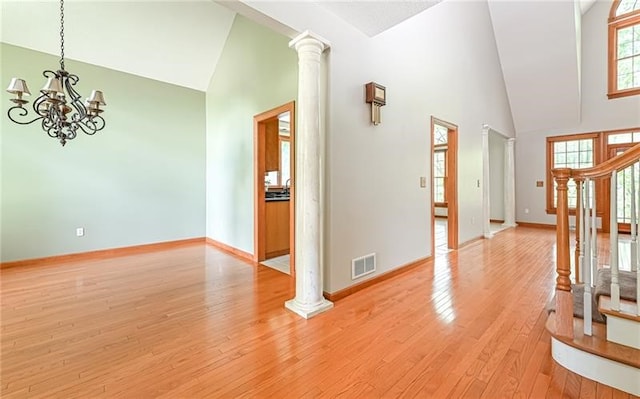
(552, 143), (640, 338)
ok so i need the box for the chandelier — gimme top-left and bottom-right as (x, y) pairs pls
(5, 0), (106, 146)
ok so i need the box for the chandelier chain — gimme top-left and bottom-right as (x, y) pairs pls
(59, 0), (65, 70)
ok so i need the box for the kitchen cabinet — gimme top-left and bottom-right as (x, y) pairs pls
(265, 118), (280, 172)
(265, 199), (290, 258)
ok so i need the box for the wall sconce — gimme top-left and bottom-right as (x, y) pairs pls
(365, 82), (386, 125)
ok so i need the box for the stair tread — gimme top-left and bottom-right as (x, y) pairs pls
(599, 296), (640, 322)
(595, 269), (637, 302)
(546, 311), (640, 369)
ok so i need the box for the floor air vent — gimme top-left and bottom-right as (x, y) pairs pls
(352, 253), (376, 279)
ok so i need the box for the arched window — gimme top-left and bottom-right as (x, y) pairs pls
(608, 0), (640, 99)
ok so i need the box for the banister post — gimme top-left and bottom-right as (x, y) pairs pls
(553, 168), (574, 338)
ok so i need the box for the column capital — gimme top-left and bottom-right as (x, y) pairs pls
(507, 137), (516, 144)
(289, 30), (331, 52)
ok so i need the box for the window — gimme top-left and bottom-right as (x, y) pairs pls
(615, 150), (640, 224)
(546, 134), (598, 213)
(608, 0), (640, 99)
(264, 137), (290, 188)
(434, 150), (446, 204)
(433, 123), (448, 205)
(546, 128), (640, 217)
(607, 130), (640, 225)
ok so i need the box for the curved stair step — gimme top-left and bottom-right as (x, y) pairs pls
(546, 312), (640, 395)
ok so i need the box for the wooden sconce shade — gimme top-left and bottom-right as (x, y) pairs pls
(365, 82), (386, 125)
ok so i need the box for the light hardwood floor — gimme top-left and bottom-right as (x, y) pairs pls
(1, 227), (638, 398)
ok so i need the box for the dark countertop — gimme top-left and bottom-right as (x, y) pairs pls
(265, 191), (290, 202)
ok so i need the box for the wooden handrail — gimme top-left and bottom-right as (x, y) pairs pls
(561, 142), (640, 180)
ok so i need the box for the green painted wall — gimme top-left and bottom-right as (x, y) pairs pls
(1, 43), (206, 262)
(205, 15), (297, 253)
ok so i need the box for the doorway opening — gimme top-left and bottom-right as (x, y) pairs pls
(254, 101), (296, 276)
(431, 117), (458, 253)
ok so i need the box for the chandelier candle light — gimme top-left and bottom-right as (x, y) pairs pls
(6, 0), (106, 146)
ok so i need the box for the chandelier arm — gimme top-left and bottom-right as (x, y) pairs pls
(62, 72), (88, 119)
(65, 124), (78, 141)
(42, 69), (58, 79)
(75, 116), (106, 135)
(41, 113), (61, 139)
(7, 106), (44, 125)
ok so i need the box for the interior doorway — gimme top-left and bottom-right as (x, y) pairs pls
(482, 125), (516, 238)
(431, 117), (458, 253)
(254, 101), (296, 276)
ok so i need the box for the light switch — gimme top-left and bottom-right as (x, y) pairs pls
(420, 177), (427, 188)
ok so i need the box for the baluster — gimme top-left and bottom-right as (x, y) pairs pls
(632, 163), (638, 273)
(610, 170), (620, 311)
(573, 178), (584, 284)
(578, 178), (586, 284)
(631, 164), (640, 316)
(591, 179), (597, 288)
(583, 179), (592, 335)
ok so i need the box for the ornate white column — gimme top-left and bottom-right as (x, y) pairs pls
(503, 138), (517, 228)
(482, 125), (493, 238)
(285, 31), (333, 319)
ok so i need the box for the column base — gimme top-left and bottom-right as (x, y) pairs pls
(285, 297), (333, 319)
(502, 222), (518, 228)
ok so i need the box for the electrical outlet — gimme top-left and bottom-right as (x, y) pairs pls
(419, 176), (427, 188)
(524, 208), (530, 214)
(76, 227), (84, 237)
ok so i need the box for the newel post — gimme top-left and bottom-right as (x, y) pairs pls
(553, 168), (574, 338)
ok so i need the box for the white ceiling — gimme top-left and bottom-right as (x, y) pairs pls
(0, 0), (236, 91)
(316, 0), (443, 37)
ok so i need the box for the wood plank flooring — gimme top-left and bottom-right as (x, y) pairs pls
(1, 227), (638, 398)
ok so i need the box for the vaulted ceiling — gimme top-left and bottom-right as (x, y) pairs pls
(0, 0), (598, 134)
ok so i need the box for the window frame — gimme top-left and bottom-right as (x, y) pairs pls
(546, 132), (601, 215)
(608, 0), (640, 99)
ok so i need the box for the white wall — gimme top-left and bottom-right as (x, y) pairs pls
(244, 0), (515, 293)
(515, 1), (640, 225)
(205, 15), (297, 253)
(489, 132), (506, 221)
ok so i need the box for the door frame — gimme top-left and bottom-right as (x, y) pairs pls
(431, 116), (459, 253)
(253, 101), (296, 276)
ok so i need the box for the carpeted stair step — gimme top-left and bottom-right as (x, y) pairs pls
(546, 269), (637, 324)
(594, 269), (637, 302)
